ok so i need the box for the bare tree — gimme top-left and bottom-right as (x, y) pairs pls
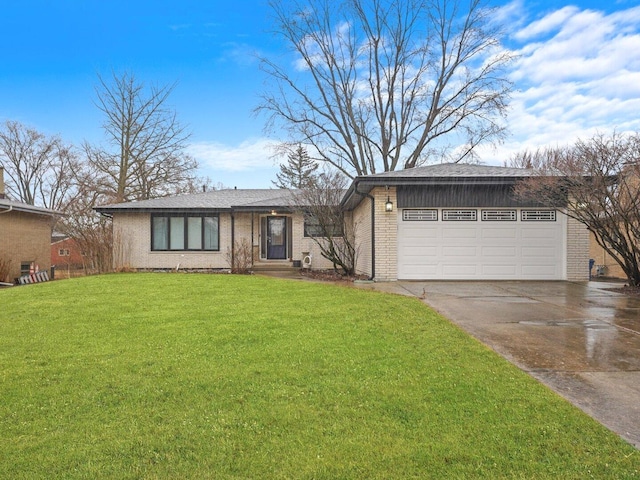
(258, 0), (512, 177)
(57, 164), (116, 274)
(273, 144), (319, 188)
(294, 170), (357, 275)
(511, 132), (640, 287)
(85, 71), (197, 202)
(0, 120), (80, 210)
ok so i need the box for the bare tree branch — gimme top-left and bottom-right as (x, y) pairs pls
(257, 0), (512, 176)
(0, 120), (80, 211)
(85, 71), (196, 202)
(511, 132), (640, 286)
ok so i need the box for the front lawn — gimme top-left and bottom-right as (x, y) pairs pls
(0, 274), (637, 478)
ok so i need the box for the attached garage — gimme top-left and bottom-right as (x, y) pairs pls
(342, 163), (589, 282)
(397, 208), (566, 280)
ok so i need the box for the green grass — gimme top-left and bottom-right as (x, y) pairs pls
(0, 273), (637, 479)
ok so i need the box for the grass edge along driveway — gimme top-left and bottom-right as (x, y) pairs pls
(0, 273), (637, 479)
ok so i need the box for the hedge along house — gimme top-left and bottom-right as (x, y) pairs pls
(94, 188), (341, 272)
(342, 163), (590, 281)
(95, 163), (590, 281)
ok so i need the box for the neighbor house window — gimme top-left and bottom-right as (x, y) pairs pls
(303, 214), (343, 237)
(151, 214), (219, 251)
(58, 248), (70, 256)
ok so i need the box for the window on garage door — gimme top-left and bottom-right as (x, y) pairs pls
(521, 210), (556, 221)
(481, 209), (517, 221)
(442, 209), (477, 221)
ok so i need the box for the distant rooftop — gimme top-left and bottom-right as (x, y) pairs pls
(362, 163), (536, 179)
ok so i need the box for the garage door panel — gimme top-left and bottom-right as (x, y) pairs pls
(442, 227), (478, 239)
(442, 264), (478, 276)
(404, 228), (438, 239)
(521, 246), (558, 257)
(403, 264), (438, 276)
(481, 246), (516, 257)
(398, 208), (565, 280)
(521, 228), (559, 239)
(404, 246), (438, 256)
(482, 228), (517, 239)
(482, 265), (517, 276)
(522, 264), (559, 276)
(442, 246), (478, 256)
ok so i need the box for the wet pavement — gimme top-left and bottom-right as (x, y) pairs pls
(352, 280), (640, 448)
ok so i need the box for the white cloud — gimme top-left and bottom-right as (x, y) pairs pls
(482, 3), (640, 165)
(187, 138), (277, 172)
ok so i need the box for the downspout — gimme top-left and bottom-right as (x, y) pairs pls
(354, 183), (375, 281)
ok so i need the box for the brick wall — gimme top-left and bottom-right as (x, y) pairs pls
(588, 231), (626, 279)
(0, 211), (52, 282)
(113, 213), (231, 270)
(566, 215), (590, 281)
(352, 195), (373, 277)
(113, 211), (337, 271)
(372, 186), (398, 281)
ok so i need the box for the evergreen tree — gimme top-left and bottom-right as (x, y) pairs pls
(273, 145), (318, 189)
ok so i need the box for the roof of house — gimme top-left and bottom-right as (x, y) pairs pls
(0, 198), (59, 217)
(94, 163), (541, 215)
(363, 163), (536, 179)
(341, 163), (538, 210)
(94, 188), (299, 214)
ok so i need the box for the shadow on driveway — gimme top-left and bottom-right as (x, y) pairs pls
(354, 280), (640, 448)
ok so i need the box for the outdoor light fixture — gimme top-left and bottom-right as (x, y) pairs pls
(384, 185), (393, 212)
(270, 210), (277, 215)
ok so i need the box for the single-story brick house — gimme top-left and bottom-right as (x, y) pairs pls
(0, 167), (57, 283)
(95, 164), (590, 281)
(51, 234), (87, 270)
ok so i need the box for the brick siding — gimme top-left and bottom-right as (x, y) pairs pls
(0, 211), (52, 282)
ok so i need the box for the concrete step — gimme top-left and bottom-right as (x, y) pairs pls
(252, 262), (299, 272)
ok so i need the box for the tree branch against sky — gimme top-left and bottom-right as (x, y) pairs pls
(511, 132), (640, 287)
(85, 72), (197, 203)
(0, 120), (80, 211)
(258, 0), (513, 177)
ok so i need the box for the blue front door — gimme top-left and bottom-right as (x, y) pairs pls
(267, 216), (287, 259)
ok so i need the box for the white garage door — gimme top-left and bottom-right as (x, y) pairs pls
(397, 208), (566, 280)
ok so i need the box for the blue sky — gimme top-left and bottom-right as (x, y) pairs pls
(1, 0), (639, 188)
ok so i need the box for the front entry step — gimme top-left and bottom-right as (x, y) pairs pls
(252, 262), (298, 272)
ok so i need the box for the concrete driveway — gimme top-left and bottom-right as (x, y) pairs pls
(354, 280), (640, 448)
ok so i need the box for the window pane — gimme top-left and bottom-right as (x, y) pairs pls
(204, 217), (218, 250)
(152, 217), (168, 250)
(170, 217), (185, 250)
(187, 217), (202, 249)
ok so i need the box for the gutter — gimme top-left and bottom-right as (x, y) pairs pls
(0, 205), (13, 215)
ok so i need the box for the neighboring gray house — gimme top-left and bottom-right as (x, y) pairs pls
(95, 164), (590, 281)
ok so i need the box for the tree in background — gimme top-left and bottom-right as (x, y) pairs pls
(258, 0), (512, 177)
(273, 144), (319, 188)
(511, 132), (640, 287)
(85, 71), (197, 203)
(293, 169), (357, 275)
(0, 120), (80, 211)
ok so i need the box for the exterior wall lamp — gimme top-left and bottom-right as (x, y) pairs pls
(385, 197), (393, 212)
